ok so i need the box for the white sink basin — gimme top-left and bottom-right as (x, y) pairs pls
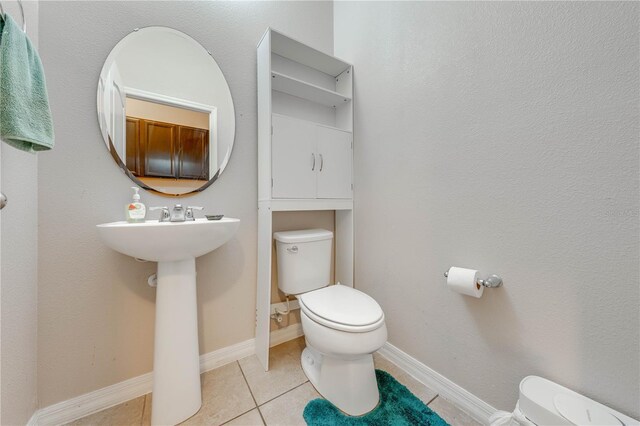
(98, 217), (240, 262)
(97, 217), (240, 262)
(96, 217), (240, 425)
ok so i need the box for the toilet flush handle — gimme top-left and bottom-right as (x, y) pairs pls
(287, 246), (298, 254)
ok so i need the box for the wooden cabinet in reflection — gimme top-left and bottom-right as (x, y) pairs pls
(126, 117), (209, 180)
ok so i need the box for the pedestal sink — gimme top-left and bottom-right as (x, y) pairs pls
(96, 218), (240, 425)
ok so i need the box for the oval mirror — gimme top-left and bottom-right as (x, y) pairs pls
(97, 27), (235, 196)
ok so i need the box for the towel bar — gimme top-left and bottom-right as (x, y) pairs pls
(0, 0), (26, 33)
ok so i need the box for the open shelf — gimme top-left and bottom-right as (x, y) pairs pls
(271, 71), (351, 108)
(271, 30), (351, 77)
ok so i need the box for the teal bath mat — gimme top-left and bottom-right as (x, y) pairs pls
(303, 369), (449, 426)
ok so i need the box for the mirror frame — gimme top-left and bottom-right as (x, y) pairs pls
(96, 26), (236, 197)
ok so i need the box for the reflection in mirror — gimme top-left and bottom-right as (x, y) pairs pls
(124, 96), (213, 194)
(97, 27), (235, 196)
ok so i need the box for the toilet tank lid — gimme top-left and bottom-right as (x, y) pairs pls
(274, 229), (333, 243)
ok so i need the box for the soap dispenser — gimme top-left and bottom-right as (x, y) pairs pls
(126, 187), (146, 223)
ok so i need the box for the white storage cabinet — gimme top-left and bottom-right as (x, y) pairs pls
(272, 114), (352, 199)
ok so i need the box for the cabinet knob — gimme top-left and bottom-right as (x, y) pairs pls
(311, 153), (316, 171)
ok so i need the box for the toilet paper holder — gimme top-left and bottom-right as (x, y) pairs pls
(444, 270), (503, 288)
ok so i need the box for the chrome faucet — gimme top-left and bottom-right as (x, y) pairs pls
(170, 204), (186, 222)
(150, 204), (204, 222)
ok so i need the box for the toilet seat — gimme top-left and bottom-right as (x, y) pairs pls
(298, 284), (385, 333)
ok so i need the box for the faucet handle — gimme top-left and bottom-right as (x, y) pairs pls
(149, 206), (170, 222)
(185, 206), (204, 221)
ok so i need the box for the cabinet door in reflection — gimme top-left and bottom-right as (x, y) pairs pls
(125, 116), (209, 180)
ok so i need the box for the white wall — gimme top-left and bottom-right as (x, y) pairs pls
(0, 1), (40, 424)
(37, 1), (334, 407)
(335, 1), (639, 418)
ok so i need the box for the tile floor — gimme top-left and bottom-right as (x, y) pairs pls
(67, 337), (481, 426)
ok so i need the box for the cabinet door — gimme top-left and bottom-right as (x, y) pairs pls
(143, 120), (177, 178)
(316, 126), (352, 199)
(271, 115), (317, 199)
(178, 126), (209, 180)
(125, 118), (141, 176)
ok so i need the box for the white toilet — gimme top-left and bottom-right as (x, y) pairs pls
(274, 229), (387, 416)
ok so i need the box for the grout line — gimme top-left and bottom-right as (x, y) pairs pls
(255, 407), (267, 426)
(426, 395), (439, 406)
(237, 360), (259, 407)
(257, 380), (310, 408)
(220, 407), (259, 426)
(237, 361), (267, 425)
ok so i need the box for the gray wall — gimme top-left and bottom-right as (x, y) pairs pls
(1, 1), (40, 423)
(38, 1), (333, 407)
(335, 1), (639, 418)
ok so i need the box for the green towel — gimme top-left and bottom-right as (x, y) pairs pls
(0, 14), (54, 152)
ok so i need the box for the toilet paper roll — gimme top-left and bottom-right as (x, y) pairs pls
(447, 267), (484, 298)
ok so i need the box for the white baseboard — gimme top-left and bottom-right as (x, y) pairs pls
(378, 342), (496, 425)
(270, 322), (304, 347)
(28, 370), (153, 426)
(29, 323), (305, 426)
(30, 338), (255, 426)
(200, 338), (255, 373)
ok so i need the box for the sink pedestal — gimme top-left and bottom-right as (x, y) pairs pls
(152, 259), (202, 425)
(96, 218), (241, 425)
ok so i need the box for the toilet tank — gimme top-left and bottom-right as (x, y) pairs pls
(274, 229), (333, 295)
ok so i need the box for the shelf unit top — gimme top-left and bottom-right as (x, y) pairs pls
(270, 29), (351, 77)
(271, 71), (351, 108)
(259, 198), (354, 212)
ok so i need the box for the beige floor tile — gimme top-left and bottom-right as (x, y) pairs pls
(428, 397), (482, 426)
(374, 353), (438, 405)
(64, 351), (483, 426)
(223, 409), (264, 426)
(130, 364), (256, 426)
(259, 382), (320, 426)
(395, 372), (438, 406)
(179, 362), (256, 426)
(239, 337), (308, 405)
(141, 393), (151, 426)
(66, 396), (144, 426)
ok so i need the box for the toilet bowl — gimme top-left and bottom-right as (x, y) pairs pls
(273, 229), (387, 416)
(299, 284), (387, 415)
